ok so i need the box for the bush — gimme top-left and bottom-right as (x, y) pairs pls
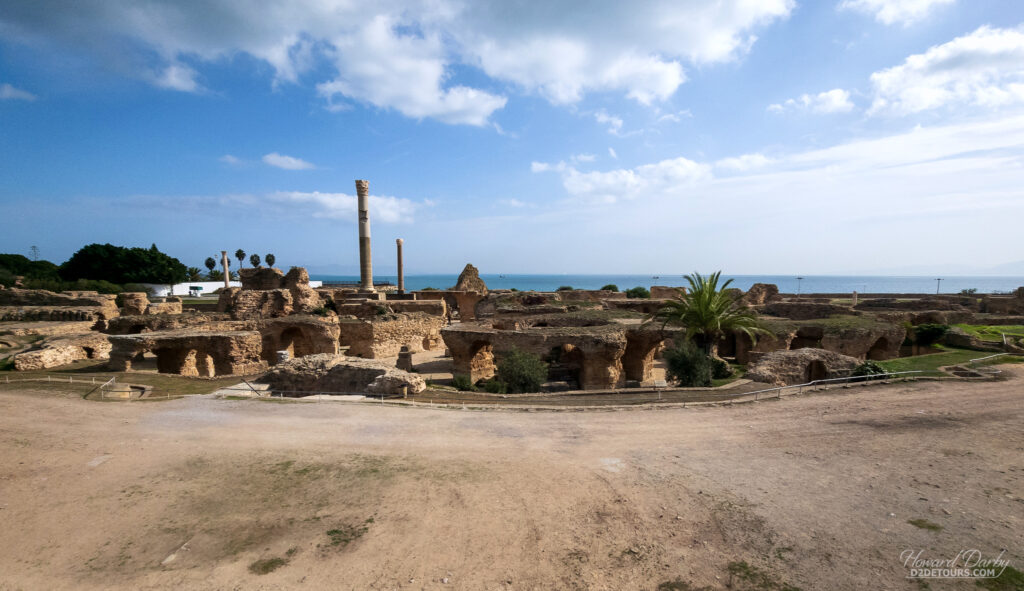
(852, 361), (887, 378)
(421, 287), (438, 291)
(914, 324), (949, 346)
(0, 267), (17, 288)
(121, 283), (155, 296)
(624, 286), (651, 299)
(959, 288), (977, 295)
(451, 374), (476, 391)
(710, 356), (733, 379)
(496, 348), (548, 393)
(556, 285), (574, 291)
(600, 284), (619, 291)
(482, 379), (508, 394)
(664, 339), (712, 387)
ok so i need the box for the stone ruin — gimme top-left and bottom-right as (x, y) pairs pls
(218, 267), (323, 319)
(441, 312), (679, 390)
(257, 353), (426, 397)
(120, 292), (183, 316)
(745, 349), (861, 386)
(451, 263), (488, 294)
(0, 288), (119, 321)
(13, 332), (112, 371)
(108, 330), (267, 377)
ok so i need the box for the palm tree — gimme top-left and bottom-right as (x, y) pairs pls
(650, 271), (766, 355)
(235, 249), (246, 269)
(265, 253), (276, 268)
(186, 267), (203, 281)
(249, 254), (261, 268)
(204, 257), (216, 273)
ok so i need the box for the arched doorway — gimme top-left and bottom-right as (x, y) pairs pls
(805, 360), (828, 382)
(866, 337), (889, 360)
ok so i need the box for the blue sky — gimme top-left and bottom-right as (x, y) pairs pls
(2, 0), (1024, 276)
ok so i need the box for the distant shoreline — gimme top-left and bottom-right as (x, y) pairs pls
(310, 274), (1024, 295)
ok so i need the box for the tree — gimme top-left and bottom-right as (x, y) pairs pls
(496, 348), (548, 393)
(207, 269), (224, 281)
(250, 254), (261, 268)
(59, 243), (187, 284)
(235, 249), (246, 269)
(625, 286), (650, 299)
(265, 253), (276, 268)
(186, 267), (203, 281)
(650, 271), (766, 355)
(664, 338), (713, 387)
(204, 257), (216, 272)
(600, 284), (619, 291)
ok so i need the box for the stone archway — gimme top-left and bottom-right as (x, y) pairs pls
(280, 326), (314, 359)
(547, 345), (583, 388)
(467, 341), (495, 382)
(866, 337), (890, 360)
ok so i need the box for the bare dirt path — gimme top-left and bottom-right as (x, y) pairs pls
(0, 371), (1021, 590)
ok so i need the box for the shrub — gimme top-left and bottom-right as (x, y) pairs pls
(852, 361), (887, 379)
(496, 348), (548, 393)
(664, 339), (712, 387)
(556, 285), (574, 291)
(0, 268), (15, 288)
(624, 286), (651, 299)
(121, 283), (155, 296)
(600, 284), (619, 292)
(482, 379), (508, 394)
(451, 374), (476, 391)
(421, 286), (438, 291)
(959, 288), (977, 295)
(710, 356), (733, 379)
(914, 323), (949, 346)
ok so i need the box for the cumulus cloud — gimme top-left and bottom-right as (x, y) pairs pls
(218, 154), (243, 165)
(270, 190), (421, 222)
(608, 147), (618, 159)
(0, 82), (36, 100)
(554, 157), (712, 203)
(262, 152), (316, 170)
(594, 110), (625, 135)
(657, 109), (692, 123)
(714, 153), (775, 172)
(0, 1), (794, 124)
(768, 89), (854, 113)
(868, 25), (1024, 115)
(838, 0), (955, 26)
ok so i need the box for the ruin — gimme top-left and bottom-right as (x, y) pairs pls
(258, 353), (425, 397)
(108, 330), (267, 377)
(745, 349), (861, 386)
(356, 179), (374, 292)
(13, 332), (112, 370)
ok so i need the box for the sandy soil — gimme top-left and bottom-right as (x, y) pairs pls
(0, 371), (1021, 590)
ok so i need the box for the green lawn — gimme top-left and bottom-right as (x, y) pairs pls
(954, 324), (1024, 343)
(877, 346), (1022, 374)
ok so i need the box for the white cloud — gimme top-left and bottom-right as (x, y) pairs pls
(150, 62), (201, 93)
(868, 25), (1024, 115)
(658, 109), (692, 123)
(0, 1), (794, 123)
(271, 191), (420, 223)
(594, 110), (625, 135)
(558, 157), (712, 203)
(0, 83), (36, 100)
(499, 198), (532, 208)
(571, 153), (596, 163)
(714, 153), (775, 172)
(262, 152), (316, 170)
(608, 147), (618, 159)
(219, 154), (243, 165)
(769, 88), (855, 113)
(839, 0), (955, 26)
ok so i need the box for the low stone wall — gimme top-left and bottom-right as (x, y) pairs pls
(763, 301), (855, 320)
(339, 312), (446, 358)
(257, 353), (425, 397)
(13, 333), (112, 370)
(0, 288), (119, 320)
(728, 318), (905, 363)
(121, 292), (150, 316)
(108, 330), (267, 377)
(257, 316), (340, 364)
(220, 267), (323, 319)
(103, 312), (240, 335)
(146, 298), (183, 315)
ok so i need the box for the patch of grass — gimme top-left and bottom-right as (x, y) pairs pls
(975, 565), (1024, 591)
(877, 346), (1021, 374)
(726, 561), (802, 591)
(955, 324), (1024, 343)
(907, 518), (943, 531)
(248, 557), (287, 575)
(326, 518), (373, 547)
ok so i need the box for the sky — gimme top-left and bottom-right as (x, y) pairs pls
(2, 0), (1024, 276)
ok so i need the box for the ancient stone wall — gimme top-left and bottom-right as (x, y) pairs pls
(650, 286), (686, 299)
(108, 330), (266, 377)
(104, 312), (239, 335)
(451, 263), (488, 293)
(257, 316), (340, 364)
(146, 297), (183, 315)
(339, 312), (446, 358)
(762, 302), (855, 320)
(745, 348), (861, 386)
(223, 267), (323, 319)
(0, 288), (119, 320)
(12, 333), (112, 370)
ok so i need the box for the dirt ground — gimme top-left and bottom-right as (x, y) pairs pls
(0, 370), (1021, 590)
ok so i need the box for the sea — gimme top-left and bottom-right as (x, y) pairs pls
(310, 274), (1024, 295)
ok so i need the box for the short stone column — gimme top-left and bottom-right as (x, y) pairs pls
(396, 346), (413, 372)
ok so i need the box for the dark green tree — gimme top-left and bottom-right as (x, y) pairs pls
(186, 267), (203, 281)
(625, 286), (651, 299)
(265, 253), (276, 267)
(235, 249), (246, 269)
(663, 338), (713, 387)
(204, 257), (216, 272)
(59, 243), (187, 284)
(496, 348), (548, 393)
(600, 284), (619, 291)
(250, 254), (261, 268)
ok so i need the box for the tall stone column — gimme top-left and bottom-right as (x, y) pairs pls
(220, 250), (230, 289)
(396, 238), (404, 293)
(356, 180), (374, 292)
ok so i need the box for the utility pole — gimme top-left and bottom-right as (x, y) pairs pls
(796, 276), (804, 297)
(935, 278), (943, 294)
